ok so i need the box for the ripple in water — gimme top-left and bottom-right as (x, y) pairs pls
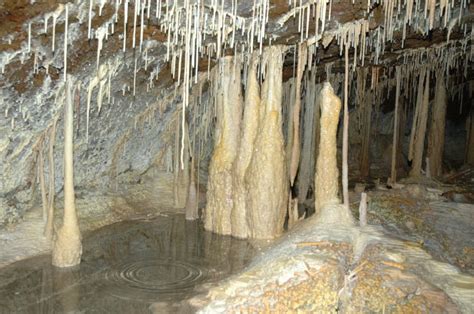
(105, 259), (204, 301)
(0, 214), (256, 312)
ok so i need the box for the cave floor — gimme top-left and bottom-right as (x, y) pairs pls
(0, 172), (473, 313)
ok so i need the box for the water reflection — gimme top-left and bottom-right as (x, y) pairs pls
(0, 214), (255, 313)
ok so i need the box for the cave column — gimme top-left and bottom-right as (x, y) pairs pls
(409, 69), (430, 178)
(231, 53), (260, 238)
(427, 72), (447, 177)
(204, 56), (243, 235)
(246, 46), (288, 239)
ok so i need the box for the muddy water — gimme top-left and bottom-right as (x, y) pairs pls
(0, 213), (256, 313)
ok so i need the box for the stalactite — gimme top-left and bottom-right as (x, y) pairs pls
(38, 148), (48, 223)
(231, 53), (260, 239)
(289, 42), (307, 186)
(342, 41), (349, 209)
(284, 78), (296, 166)
(246, 46), (288, 239)
(63, 4), (68, 82)
(358, 67), (371, 178)
(204, 56), (242, 236)
(52, 76), (82, 268)
(427, 72), (447, 177)
(409, 69), (430, 178)
(173, 111), (181, 207)
(44, 118), (58, 240)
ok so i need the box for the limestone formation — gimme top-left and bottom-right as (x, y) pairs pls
(52, 76), (82, 268)
(427, 73), (447, 177)
(246, 46), (288, 239)
(409, 69), (430, 178)
(185, 158), (199, 220)
(231, 54), (261, 238)
(204, 57), (243, 235)
(314, 83), (342, 215)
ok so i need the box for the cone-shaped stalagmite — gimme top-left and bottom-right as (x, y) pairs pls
(427, 73), (447, 177)
(52, 76), (82, 268)
(231, 54), (260, 238)
(246, 46), (288, 239)
(204, 56), (243, 235)
(314, 83), (354, 225)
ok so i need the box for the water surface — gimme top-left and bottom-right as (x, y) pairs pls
(0, 213), (256, 313)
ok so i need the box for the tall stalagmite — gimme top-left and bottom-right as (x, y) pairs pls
(314, 83), (342, 215)
(231, 54), (260, 238)
(246, 46), (288, 239)
(204, 57), (243, 235)
(314, 82), (354, 226)
(52, 76), (82, 268)
(427, 73), (447, 177)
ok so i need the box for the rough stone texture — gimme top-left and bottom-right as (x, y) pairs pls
(246, 46), (288, 239)
(51, 222), (82, 268)
(204, 57), (243, 235)
(195, 215), (473, 313)
(314, 83), (342, 215)
(51, 76), (82, 268)
(427, 73), (447, 177)
(231, 54), (260, 239)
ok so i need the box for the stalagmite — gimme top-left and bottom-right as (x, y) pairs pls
(427, 73), (447, 177)
(185, 157), (198, 220)
(231, 54), (260, 239)
(38, 149), (48, 222)
(409, 70), (430, 178)
(204, 56), (243, 236)
(314, 83), (341, 215)
(314, 83), (354, 226)
(359, 192), (367, 227)
(52, 76), (82, 268)
(246, 46), (288, 239)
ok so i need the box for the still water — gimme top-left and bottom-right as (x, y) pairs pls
(0, 213), (256, 313)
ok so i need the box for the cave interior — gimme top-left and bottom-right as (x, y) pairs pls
(0, 0), (473, 312)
